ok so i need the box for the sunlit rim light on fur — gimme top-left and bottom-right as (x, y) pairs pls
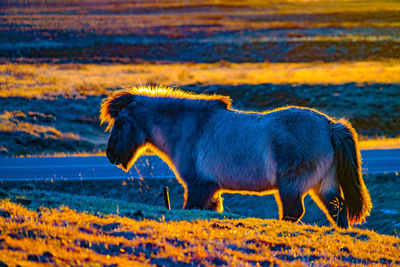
(101, 85), (372, 225)
(100, 85), (232, 131)
(119, 142), (189, 209)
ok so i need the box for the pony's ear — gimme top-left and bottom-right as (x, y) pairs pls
(100, 92), (135, 130)
(106, 93), (135, 118)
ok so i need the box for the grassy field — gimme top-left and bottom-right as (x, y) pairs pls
(2, 0), (400, 63)
(2, 173), (400, 236)
(1, 174), (400, 266)
(2, 200), (399, 266)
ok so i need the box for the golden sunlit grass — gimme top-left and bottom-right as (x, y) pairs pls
(0, 110), (79, 140)
(359, 136), (400, 150)
(2, 61), (400, 98)
(0, 199), (399, 266)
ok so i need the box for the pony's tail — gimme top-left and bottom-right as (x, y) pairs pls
(330, 119), (372, 224)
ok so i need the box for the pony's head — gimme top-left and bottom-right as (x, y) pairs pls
(100, 91), (147, 171)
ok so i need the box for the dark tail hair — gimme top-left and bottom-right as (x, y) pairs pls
(330, 119), (372, 224)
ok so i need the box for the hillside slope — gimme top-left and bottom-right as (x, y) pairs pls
(0, 191), (399, 266)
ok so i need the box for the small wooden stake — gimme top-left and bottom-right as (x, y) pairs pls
(163, 186), (171, 210)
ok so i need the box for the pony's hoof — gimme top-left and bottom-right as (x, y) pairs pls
(205, 195), (224, 213)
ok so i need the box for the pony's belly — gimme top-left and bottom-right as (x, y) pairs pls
(218, 173), (275, 192)
(196, 147), (277, 192)
(199, 159), (277, 191)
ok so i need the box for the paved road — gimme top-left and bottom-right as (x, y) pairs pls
(1, 149), (399, 181)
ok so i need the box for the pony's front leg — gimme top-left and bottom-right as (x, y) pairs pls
(184, 180), (223, 212)
(277, 179), (305, 223)
(278, 192), (305, 222)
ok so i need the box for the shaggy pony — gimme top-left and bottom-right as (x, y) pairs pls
(100, 86), (372, 228)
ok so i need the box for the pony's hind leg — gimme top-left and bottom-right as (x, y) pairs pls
(184, 180), (222, 212)
(313, 186), (349, 228)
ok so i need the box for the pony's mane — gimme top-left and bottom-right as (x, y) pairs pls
(100, 86), (232, 131)
(129, 86), (232, 106)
